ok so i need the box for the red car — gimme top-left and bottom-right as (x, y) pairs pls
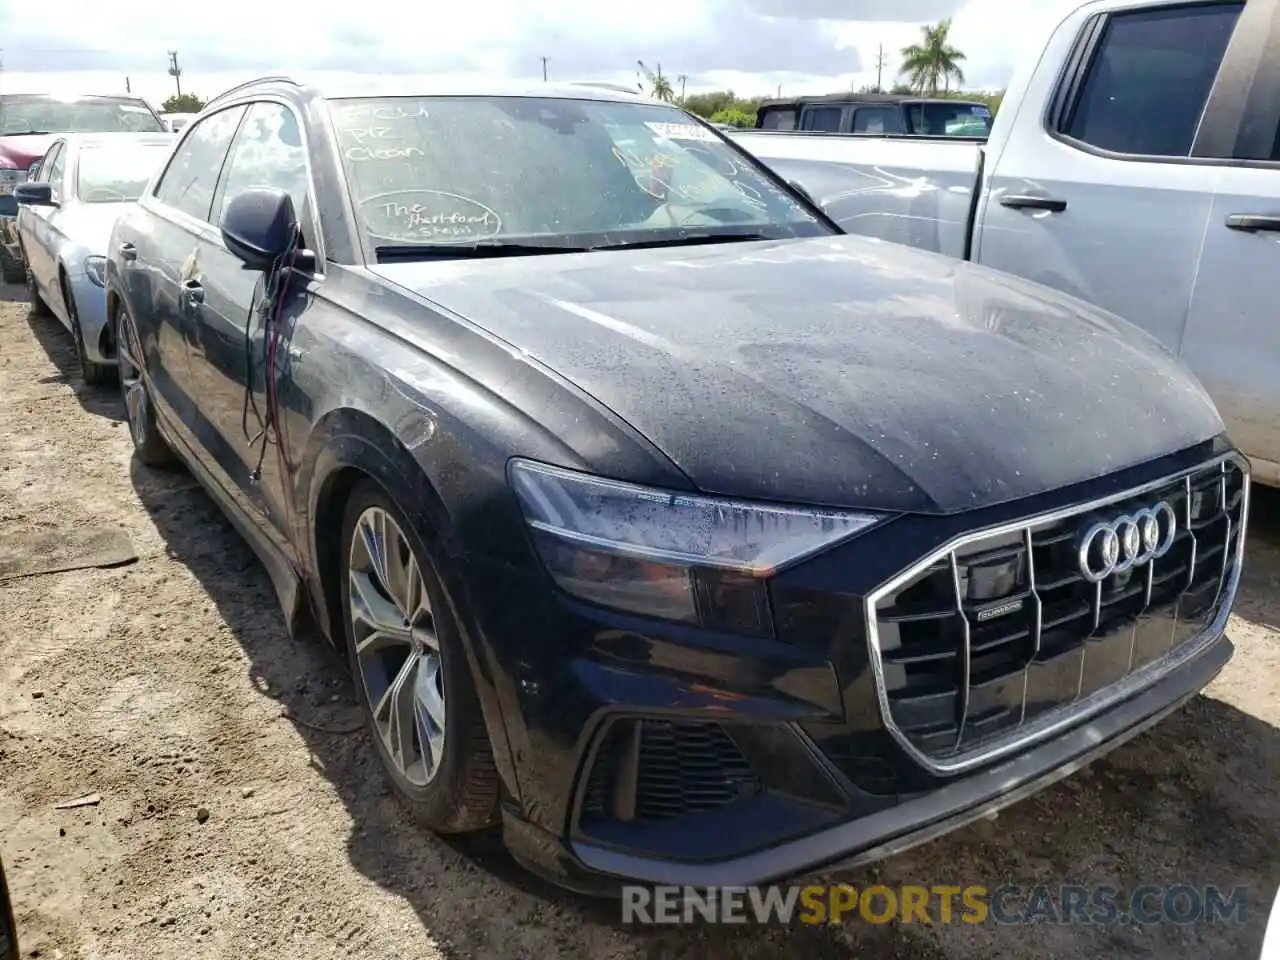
(0, 93), (167, 281)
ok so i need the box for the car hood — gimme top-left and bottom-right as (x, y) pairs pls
(371, 235), (1225, 514)
(0, 134), (57, 167)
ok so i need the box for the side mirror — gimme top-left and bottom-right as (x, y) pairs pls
(788, 179), (816, 204)
(14, 181), (55, 207)
(0, 856), (17, 960)
(220, 187), (298, 271)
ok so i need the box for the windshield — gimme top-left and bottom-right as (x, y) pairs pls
(904, 101), (992, 137)
(0, 95), (165, 136)
(75, 141), (173, 203)
(328, 95), (831, 256)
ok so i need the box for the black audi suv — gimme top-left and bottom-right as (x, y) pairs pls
(103, 76), (1247, 893)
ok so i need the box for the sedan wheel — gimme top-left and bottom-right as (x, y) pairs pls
(116, 306), (176, 467)
(340, 480), (498, 833)
(25, 263), (50, 317)
(348, 506), (447, 786)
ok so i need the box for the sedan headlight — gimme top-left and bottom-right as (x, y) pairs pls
(509, 459), (882, 638)
(84, 256), (107, 287)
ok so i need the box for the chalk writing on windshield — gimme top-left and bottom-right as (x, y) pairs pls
(360, 190), (502, 243)
(346, 145), (426, 162)
(337, 102), (432, 122)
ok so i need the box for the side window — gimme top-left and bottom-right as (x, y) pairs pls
(211, 101), (313, 244)
(36, 143), (63, 184)
(153, 105), (246, 222)
(800, 106), (843, 132)
(852, 107), (901, 134)
(1061, 3), (1243, 157)
(759, 107), (796, 131)
(44, 144), (67, 200)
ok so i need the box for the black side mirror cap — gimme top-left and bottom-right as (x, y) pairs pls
(220, 187), (298, 271)
(14, 181), (55, 207)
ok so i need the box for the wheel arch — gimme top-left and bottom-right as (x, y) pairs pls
(300, 405), (523, 805)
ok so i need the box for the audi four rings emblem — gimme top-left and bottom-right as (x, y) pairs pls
(1077, 501), (1178, 582)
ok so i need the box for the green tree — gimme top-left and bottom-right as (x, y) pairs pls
(709, 108), (755, 128)
(647, 68), (675, 103)
(899, 18), (966, 95)
(161, 93), (205, 114)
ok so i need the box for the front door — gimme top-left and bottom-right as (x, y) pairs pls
(974, 1), (1246, 356)
(24, 142), (64, 295)
(186, 99), (318, 555)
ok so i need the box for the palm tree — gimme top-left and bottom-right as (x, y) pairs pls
(648, 67), (676, 103)
(898, 18), (966, 96)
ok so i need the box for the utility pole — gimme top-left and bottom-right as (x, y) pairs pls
(167, 50), (182, 98)
(875, 44), (886, 93)
(677, 74), (687, 100)
(540, 56), (549, 81)
(125, 76), (131, 94)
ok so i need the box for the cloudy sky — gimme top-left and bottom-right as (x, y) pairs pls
(0, 0), (1060, 105)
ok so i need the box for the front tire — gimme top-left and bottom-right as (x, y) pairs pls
(340, 480), (499, 834)
(115, 304), (176, 468)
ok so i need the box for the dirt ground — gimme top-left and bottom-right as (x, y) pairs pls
(0, 286), (1277, 960)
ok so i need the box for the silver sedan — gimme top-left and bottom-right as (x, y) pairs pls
(14, 132), (173, 383)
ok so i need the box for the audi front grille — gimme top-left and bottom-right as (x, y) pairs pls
(868, 456), (1248, 775)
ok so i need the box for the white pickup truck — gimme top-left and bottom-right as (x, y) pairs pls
(731, 0), (1280, 485)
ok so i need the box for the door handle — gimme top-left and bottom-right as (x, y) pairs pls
(999, 195), (1068, 213)
(1225, 213), (1280, 233)
(118, 242), (137, 261)
(183, 280), (204, 305)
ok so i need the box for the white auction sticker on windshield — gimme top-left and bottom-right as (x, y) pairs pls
(644, 121), (718, 142)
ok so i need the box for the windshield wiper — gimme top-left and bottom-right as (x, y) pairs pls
(0, 130), (51, 136)
(592, 232), (771, 251)
(375, 241), (589, 262)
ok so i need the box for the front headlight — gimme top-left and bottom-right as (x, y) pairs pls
(84, 256), (107, 287)
(509, 459), (882, 638)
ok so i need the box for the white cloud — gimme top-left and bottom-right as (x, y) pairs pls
(0, 0), (1047, 105)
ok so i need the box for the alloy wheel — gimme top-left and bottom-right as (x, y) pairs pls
(116, 311), (148, 448)
(348, 506), (446, 786)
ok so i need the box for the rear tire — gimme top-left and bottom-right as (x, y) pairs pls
(25, 262), (50, 317)
(339, 479), (499, 834)
(115, 304), (176, 468)
(63, 278), (111, 386)
(0, 246), (23, 284)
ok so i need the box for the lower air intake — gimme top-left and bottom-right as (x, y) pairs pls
(579, 719), (761, 825)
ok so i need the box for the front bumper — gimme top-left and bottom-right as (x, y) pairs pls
(66, 275), (112, 364)
(462, 439), (1245, 894)
(552, 630), (1231, 889)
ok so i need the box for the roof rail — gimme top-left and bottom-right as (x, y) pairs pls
(568, 81), (642, 95)
(208, 75), (300, 105)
